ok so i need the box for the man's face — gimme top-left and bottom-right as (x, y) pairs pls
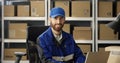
(49, 16), (65, 32)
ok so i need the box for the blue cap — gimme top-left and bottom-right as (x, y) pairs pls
(50, 7), (65, 18)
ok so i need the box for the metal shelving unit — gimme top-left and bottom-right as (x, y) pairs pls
(1, 0), (119, 62)
(1, 0), (48, 63)
(95, 17), (120, 51)
(95, 0), (120, 52)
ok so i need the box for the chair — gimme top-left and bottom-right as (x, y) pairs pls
(15, 26), (49, 63)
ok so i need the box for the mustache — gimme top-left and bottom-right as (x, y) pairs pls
(55, 23), (62, 25)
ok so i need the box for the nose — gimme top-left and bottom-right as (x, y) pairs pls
(56, 19), (61, 24)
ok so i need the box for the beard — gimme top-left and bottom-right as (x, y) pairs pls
(50, 23), (64, 32)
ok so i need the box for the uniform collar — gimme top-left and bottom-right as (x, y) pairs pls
(47, 27), (67, 41)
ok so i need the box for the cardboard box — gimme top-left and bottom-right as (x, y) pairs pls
(99, 24), (118, 40)
(4, 5), (14, 17)
(54, 1), (70, 17)
(73, 27), (92, 40)
(30, 1), (45, 17)
(63, 24), (70, 33)
(98, 1), (113, 17)
(105, 46), (120, 63)
(105, 46), (120, 51)
(72, 1), (90, 17)
(117, 1), (120, 15)
(17, 5), (30, 16)
(4, 48), (26, 60)
(99, 47), (105, 52)
(77, 44), (91, 55)
(9, 23), (27, 39)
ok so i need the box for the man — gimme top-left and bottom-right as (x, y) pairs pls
(38, 7), (85, 63)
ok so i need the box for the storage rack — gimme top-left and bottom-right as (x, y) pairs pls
(1, 0), (120, 63)
(95, 0), (120, 52)
(1, 0), (48, 63)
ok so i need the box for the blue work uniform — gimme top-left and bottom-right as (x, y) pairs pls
(38, 27), (85, 63)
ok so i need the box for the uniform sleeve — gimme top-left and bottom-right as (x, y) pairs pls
(74, 42), (86, 63)
(38, 37), (65, 63)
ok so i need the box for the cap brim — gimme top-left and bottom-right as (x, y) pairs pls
(51, 14), (64, 18)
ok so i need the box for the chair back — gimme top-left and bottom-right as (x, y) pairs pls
(26, 26), (49, 63)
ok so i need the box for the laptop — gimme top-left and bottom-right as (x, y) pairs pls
(85, 51), (110, 63)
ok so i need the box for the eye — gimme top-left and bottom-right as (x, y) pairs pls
(54, 17), (58, 20)
(60, 17), (65, 20)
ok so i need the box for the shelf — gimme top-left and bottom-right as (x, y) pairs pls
(4, 17), (93, 21)
(3, 60), (29, 63)
(4, 39), (93, 44)
(98, 40), (120, 44)
(5, 0), (28, 1)
(75, 40), (93, 44)
(66, 17), (93, 21)
(4, 17), (45, 21)
(4, 39), (26, 43)
(97, 17), (116, 21)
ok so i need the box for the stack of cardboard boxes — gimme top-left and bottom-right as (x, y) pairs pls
(4, 48), (26, 60)
(73, 26), (92, 55)
(105, 46), (120, 63)
(17, 5), (29, 16)
(9, 23), (27, 39)
(4, 0), (45, 38)
(3, 0), (120, 61)
(30, 1), (45, 17)
(117, 1), (120, 15)
(73, 27), (92, 40)
(4, 0), (45, 60)
(63, 24), (70, 33)
(98, 1), (120, 17)
(99, 24), (118, 40)
(5, 0), (120, 17)
(98, 1), (113, 17)
(54, 1), (91, 17)
(55, 1), (70, 17)
(4, 0), (45, 17)
(4, 5), (14, 17)
(72, 1), (91, 17)
(4, 23), (28, 60)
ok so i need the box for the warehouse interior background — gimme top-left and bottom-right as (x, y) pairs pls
(0, 0), (120, 63)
